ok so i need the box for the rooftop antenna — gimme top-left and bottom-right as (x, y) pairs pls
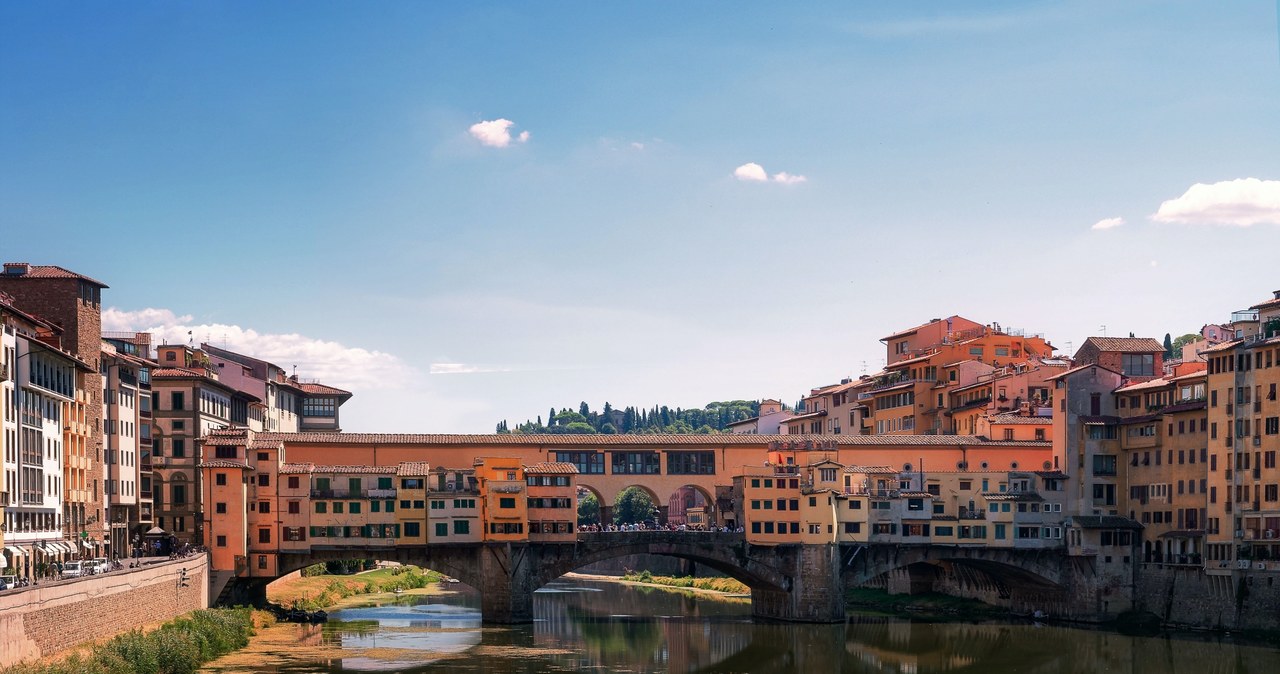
(1099, 324), (1107, 337)
(860, 360), (868, 376)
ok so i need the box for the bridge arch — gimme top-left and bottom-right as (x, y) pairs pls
(610, 484), (663, 524)
(665, 484), (716, 528)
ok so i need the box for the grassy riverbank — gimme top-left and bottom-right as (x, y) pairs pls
(268, 565), (445, 610)
(1, 609), (259, 674)
(618, 571), (750, 594)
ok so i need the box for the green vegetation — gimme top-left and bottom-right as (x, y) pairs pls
(497, 400), (768, 435)
(271, 566), (444, 610)
(578, 492), (601, 524)
(622, 571), (750, 594)
(612, 486), (658, 524)
(845, 587), (1005, 618)
(0, 608), (256, 674)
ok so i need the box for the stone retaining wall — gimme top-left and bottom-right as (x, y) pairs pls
(0, 555), (209, 668)
(1136, 565), (1280, 631)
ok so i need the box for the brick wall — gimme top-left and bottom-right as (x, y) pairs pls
(0, 556), (209, 668)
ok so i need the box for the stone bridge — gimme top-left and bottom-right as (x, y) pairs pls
(220, 535), (1108, 623)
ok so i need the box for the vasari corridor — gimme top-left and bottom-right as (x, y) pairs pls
(2, 2), (1279, 672)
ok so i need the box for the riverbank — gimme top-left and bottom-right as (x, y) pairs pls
(267, 565), (445, 610)
(566, 572), (750, 599)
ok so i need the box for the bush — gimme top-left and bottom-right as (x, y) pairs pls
(300, 563), (328, 577)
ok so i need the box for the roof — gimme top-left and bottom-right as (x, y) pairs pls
(987, 413), (1051, 426)
(844, 465), (897, 474)
(254, 432), (1053, 448)
(1201, 339), (1243, 354)
(1, 263), (109, 288)
(1160, 400), (1206, 415)
(523, 462), (580, 475)
(1248, 294), (1280, 311)
(1045, 363), (1125, 382)
(785, 410), (826, 422)
(1078, 337), (1164, 354)
(1069, 515), (1143, 530)
(307, 465), (398, 475)
(725, 417), (758, 427)
(981, 492), (1043, 502)
(396, 461), (431, 476)
(151, 367), (210, 378)
(1033, 470), (1069, 479)
(1167, 370), (1207, 383)
(280, 463), (315, 474)
(1114, 377), (1170, 394)
(299, 382), (354, 399)
(198, 460), (252, 470)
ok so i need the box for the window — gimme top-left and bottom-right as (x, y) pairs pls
(257, 474), (269, 487)
(288, 476), (299, 489)
(214, 445), (237, 459)
(666, 451), (716, 475)
(454, 520), (470, 535)
(215, 502), (226, 514)
(1004, 429), (1015, 441)
(288, 501), (300, 514)
(435, 523), (448, 537)
(404, 522), (420, 537)
(315, 502), (327, 513)
(258, 528), (271, 544)
(499, 497), (516, 509)
(171, 392), (185, 410)
(553, 451), (604, 474)
(349, 502), (361, 514)
(332, 502), (344, 514)
(259, 501), (271, 513)
(611, 452), (660, 475)
(1122, 354), (1155, 377)
(215, 473), (227, 486)
(171, 438), (186, 458)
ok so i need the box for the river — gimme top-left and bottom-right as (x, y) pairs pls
(201, 577), (1279, 673)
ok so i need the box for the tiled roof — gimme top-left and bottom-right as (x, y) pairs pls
(1160, 400), (1207, 415)
(1114, 377), (1170, 393)
(1, 263), (109, 287)
(844, 465), (897, 474)
(151, 367), (208, 378)
(981, 491), (1043, 502)
(1201, 339), (1242, 354)
(249, 439), (283, 450)
(280, 463), (315, 474)
(523, 462), (580, 474)
(1069, 515), (1143, 530)
(299, 382), (353, 398)
(1045, 363), (1124, 382)
(786, 410), (827, 421)
(725, 417), (758, 427)
(1167, 370), (1207, 383)
(255, 432), (1052, 448)
(987, 413), (1051, 425)
(1079, 415), (1121, 425)
(899, 491), (934, 498)
(198, 460), (251, 470)
(1248, 294), (1280, 311)
(309, 465), (398, 475)
(1079, 337), (1164, 354)
(1033, 470), (1069, 479)
(396, 461), (431, 476)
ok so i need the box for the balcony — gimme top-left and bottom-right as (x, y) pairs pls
(368, 488), (396, 499)
(847, 488), (899, 498)
(310, 489), (367, 499)
(958, 508), (986, 520)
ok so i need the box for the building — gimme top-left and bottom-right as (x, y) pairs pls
(100, 341), (154, 558)
(525, 462), (579, 542)
(476, 458), (528, 542)
(425, 466), (480, 544)
(725, 399), (794, 435)
(0, 262), (109, 560)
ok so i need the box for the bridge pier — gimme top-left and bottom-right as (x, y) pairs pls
(752, 544), (845, 623)
(478, 543), (537, 623)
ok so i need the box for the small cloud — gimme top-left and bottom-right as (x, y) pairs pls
(1091, 217), (1125, 231)
(468, 118), (529, 148)
(429, 362), (514, 375)
(630, 142), (645, 150)
(734, 162), (769, 182)
(103, 307), (193, 333)
(735, 162), (807, 184)
(1151, 178), (1280, 227)
(1150, 260), (1159, 267)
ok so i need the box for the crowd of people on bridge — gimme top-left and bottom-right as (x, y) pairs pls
(578, 522), (744, 533)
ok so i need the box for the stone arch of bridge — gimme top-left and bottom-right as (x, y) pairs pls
(609, 483), (664, 523)
(846, 545), (1065, 591)
(574, 482), (607, 525)
(272, 546), (488, 594)
(532, 533), (788, 593)
(665, 483), (717, 526)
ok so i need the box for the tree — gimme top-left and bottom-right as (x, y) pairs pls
(561, 421), (597, 434)
(577, 492), (600, 525)
(613, 487), (658, 525)
(1163, 333), (1174, 359)
(579, 401), (591, 417)
(1171, 333), (1200, 357)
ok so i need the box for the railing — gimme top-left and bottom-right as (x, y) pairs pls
(368, 488), (396, 499)
(847, 488), (900, 498)
(958, 509), (986, 520)
(310, 489), (366, 499)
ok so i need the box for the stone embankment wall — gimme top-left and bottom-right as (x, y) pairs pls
(1137, 565), (1280, 631)
(0, 555), (209, 668)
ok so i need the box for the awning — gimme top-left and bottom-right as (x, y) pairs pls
(44, 542), (64, 554)
(81, 540), (94, 550)
(4, 546), (25, 557)
(145, 527), (166, 536)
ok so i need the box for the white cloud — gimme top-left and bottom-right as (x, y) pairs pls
(1150, 260), (1159, 267)
(429, 363), (514, 375)
(733, 162), (769, 182)
(104, 307), (412, 391)
(630, 142), (645, 151)
(1091, 217), (1125, 231)
(1151, 178), (1280, 227)
(468, 118), (529, 148)
(735, 162), (808, 184)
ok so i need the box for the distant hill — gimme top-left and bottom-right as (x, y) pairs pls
(496, 400), (771, 435)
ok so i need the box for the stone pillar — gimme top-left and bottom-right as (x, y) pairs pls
(752, 544), (845, 623)
(657, 505), (670, 525)
(599, 506), (613, 526)
(478, 543), (535, 623)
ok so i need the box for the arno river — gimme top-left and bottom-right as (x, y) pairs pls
(201, 578), (1279, 674)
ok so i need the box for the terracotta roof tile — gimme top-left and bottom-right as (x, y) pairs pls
(255, 432), (1051, 448)
(1079, 337), (1164, 354)
(396, 461), (431, 476)
(151, 367), (209, 378)
(1, 263), (108, 287)
(280, 463), (315, 474)
(198, 460), (252, 470)
(987, 413), (1052, 425)
(299, 382), (353, 398)
(308, 465), (398, 475)
(1114, 377), (1170, 393)
(523, 462), (580, 474)
(1248, 296), (1280, 311)
(843, 465), (897, 474)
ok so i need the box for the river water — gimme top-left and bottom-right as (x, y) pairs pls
(203, 578), (1279, 673)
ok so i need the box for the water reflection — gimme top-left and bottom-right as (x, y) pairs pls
(222, 579), (1279, 673)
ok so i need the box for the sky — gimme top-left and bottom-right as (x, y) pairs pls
(2, 1), (1278, 433)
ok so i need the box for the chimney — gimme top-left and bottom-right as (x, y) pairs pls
(3, 262), (31, 276)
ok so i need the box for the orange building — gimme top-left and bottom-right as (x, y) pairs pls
(475, 458), (528, 542)
(525, 462), (579, 542)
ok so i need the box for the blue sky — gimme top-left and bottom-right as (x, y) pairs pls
(3, 2), (1278, 432)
